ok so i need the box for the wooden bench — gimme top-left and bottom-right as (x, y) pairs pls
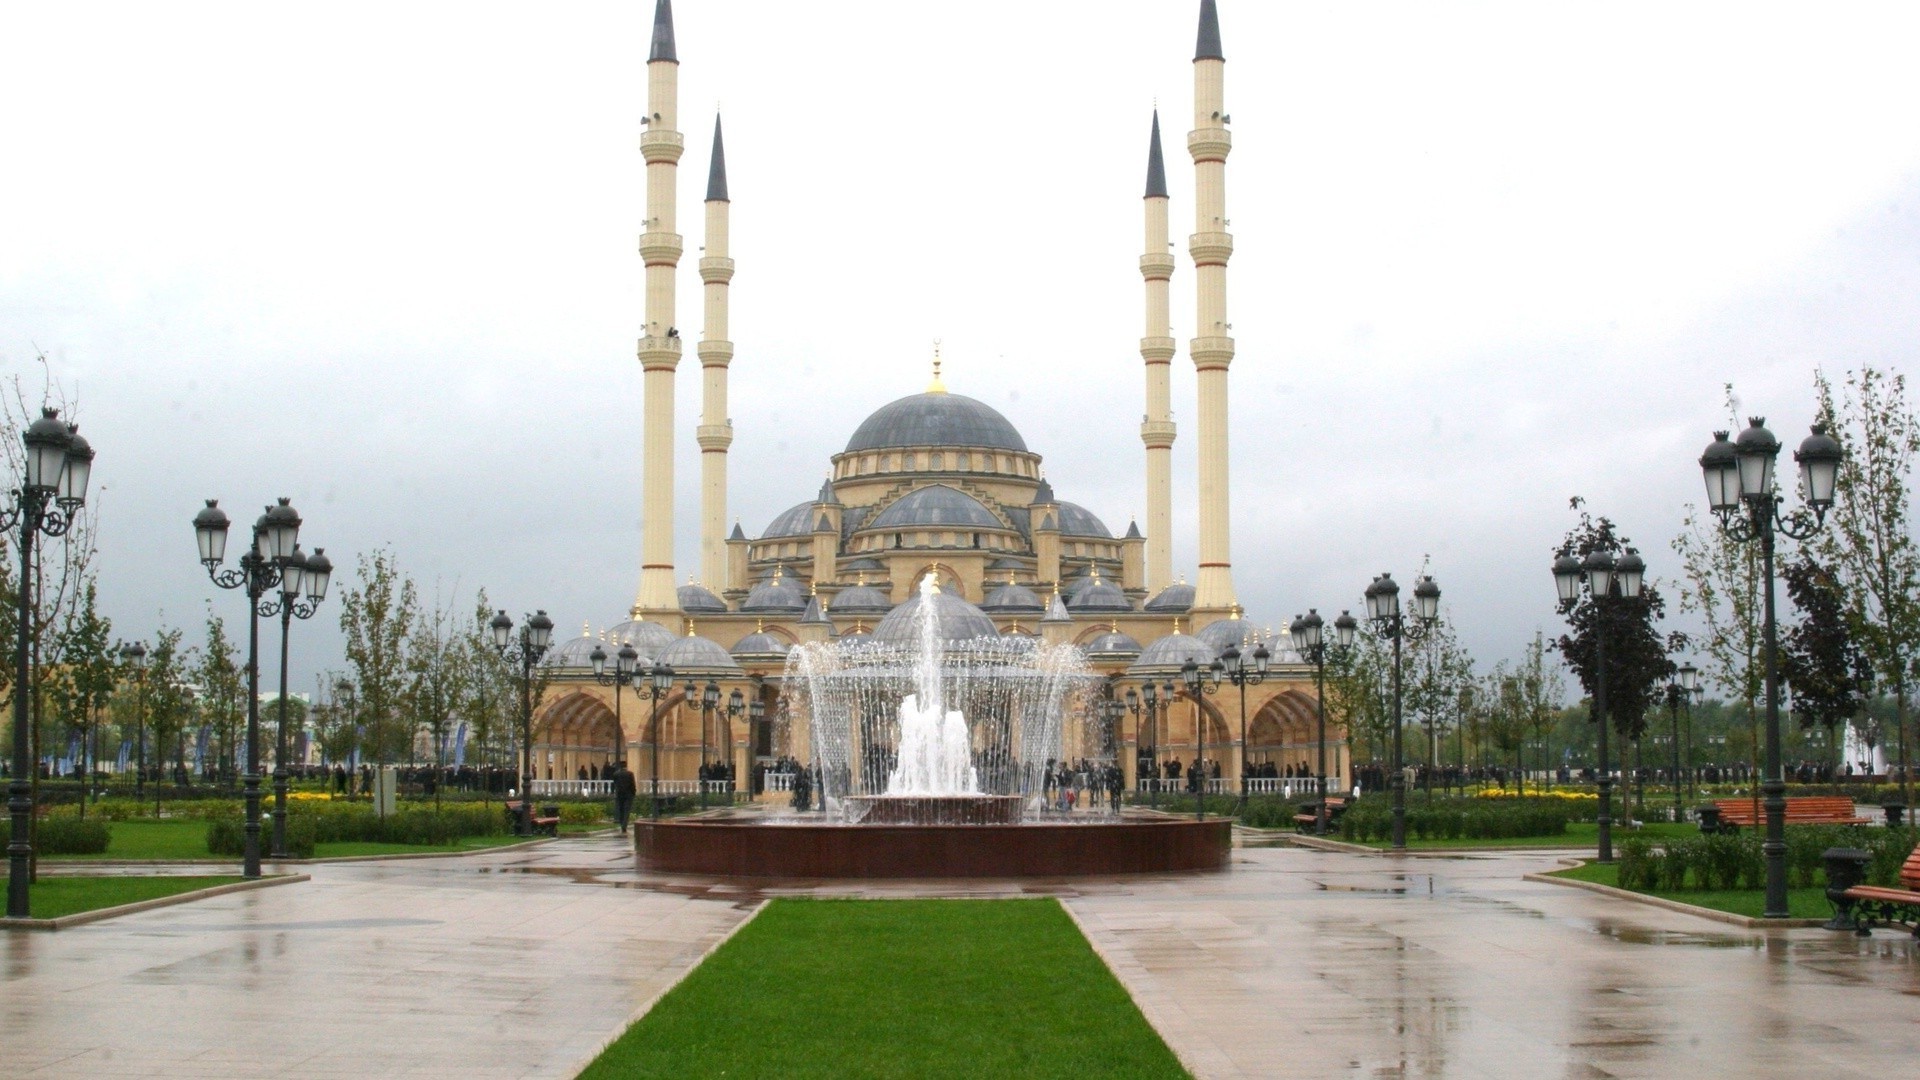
(1293, 796), (1348, 830)
(504, 801), (560, 837)
(1711, 796), (1871, 830)
(1838, 843), (1920, 938)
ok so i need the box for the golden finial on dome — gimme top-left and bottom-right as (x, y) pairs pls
(1111, 619), (1120, 633)
(928, 340), (947, 394)
(756, 618), (765, 633)
(1173, 617), (1183, 634)
(686, 621), (697, 637)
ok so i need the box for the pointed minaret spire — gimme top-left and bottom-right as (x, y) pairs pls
(634, 0), (686, 615)
(649, 0), (677, 63)
(1188, 0), (1237, 612)
(1139, 111), (1177, 594)
(696, 111), (737, 592)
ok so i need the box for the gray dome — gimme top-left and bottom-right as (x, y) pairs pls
(872, 589), (999, 644)
(868, 485), (1002, 531)
(1084, 630), (1143, 657)
(981, 581), (1044, 613)
(830, 582), (893, 615)
(678, 583), (727, 614)
(1198, 618), (1259, 651)
(1067, 576), (1130, 613)
(986, 557), (1028, 571)
(1055, 502), (1112, 539)
(841, 557), (886, 573)
(1129, 632), (1217, 674)
(837, 624), (874, 643)
(540, 635), (605, 670)
(655, 633), (743, 674)
(742, 571), (807, 613)
(730, 630), (790, 659)
(605, 619), (676, 654)
(845, 392), (1028, 453)
(760, 501), (816, 540)
(1144, 583), (1195, 613)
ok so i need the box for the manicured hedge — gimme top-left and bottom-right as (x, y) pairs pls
(37, 816), (110, 855)
(1339, 795), (1572, 842)
(1617, 825), (1920, 892)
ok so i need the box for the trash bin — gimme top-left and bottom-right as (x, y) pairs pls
(1696, 804), (1722, 834)
(1821, 847), (1872, 932)
(1884, 803), (1907, 828)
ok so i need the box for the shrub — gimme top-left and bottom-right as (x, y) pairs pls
(1616, 835), (1655, 890)
(206, 815), (317, 859)
(38, 816), (111, 855)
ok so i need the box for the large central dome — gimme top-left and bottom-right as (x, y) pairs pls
(844, 392), (1028, 454)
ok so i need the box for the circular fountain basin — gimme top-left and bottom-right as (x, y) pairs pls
(632, 817), (1230, 879)
(845, 794), (1023, 825)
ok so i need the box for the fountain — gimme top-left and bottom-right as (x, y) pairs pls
(632, 573), (1230, 878)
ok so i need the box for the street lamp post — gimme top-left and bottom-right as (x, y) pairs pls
(746, 691), (765, 797)
(638, 662), (675, 819)
(1365, 572), (1441, 850)
(589, 641), (640, 779)
(1124, 680), (1175, 810)
(1699, 417), (1840, 918)
(193, 497), (302, 879)
(1552, 545), (1646, 864)
(724, 688), (745, 802)
(1180, 656), (1224, 820)
(489, 609), (554, 835)
(688, 680), (721, 809)
(119, 641), (149, 800)
(6, 410), (93, 916)
(1219, 638), (1271, 812)
(264, 546), (331, 857)
(1666, 663), (1698, 819)
(1290, 610), (1357, 834)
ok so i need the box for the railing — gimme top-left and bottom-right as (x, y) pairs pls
(530, 779), (611, 797)
(763, 772), (797, 793)
(1245, 777), (1344, 799)
(1135, 778), (1232, 795)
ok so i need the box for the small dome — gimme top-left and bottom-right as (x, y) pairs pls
(655, 633), (743, 674)
(836, 624), (875, 644)
(841, 557), (886, 574)
(731, 630), (790, 659)
(678, 583), (727, 614)
(868, 485), (1002, 532)
(981, 581), (1044, 613)
(845, 391), (1029, 453)
(759, 501), (816, 539)
(1084, 630), (1142, 657)
(540, 634), (605, 670)
(986, 556), (1027, 571)
(872, 588), (999, 644)
(742, 570), (807, 613)
(1055, 502), (1112, 539)
(1144, 583), (1195, 613)
(1129, 631), (1217, 674)
(605, 620), (677, 654)
(830, 582), (894, 614)
(1066, 574), (1130, 613)
(1198, 617), (1260, 651)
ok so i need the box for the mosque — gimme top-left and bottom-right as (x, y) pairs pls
(529, 0), (1344, 795)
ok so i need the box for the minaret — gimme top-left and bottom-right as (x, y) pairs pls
(635, 0), (686, 615)
(697, 114), (734, 590)
(1188, 0), (1237, 611)
(1139, 111), (1176, 594)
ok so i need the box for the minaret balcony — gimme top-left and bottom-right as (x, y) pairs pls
(696, 423), (734, 451)
(1189, 337), (1235, 371)
(641, 129), (685, 163)
(1138, 337), (1176, 363)
(697, 340), (734, 366)
(1140, 419), (1177, 449)
(1188, 232), (1234, 266)
(637, 334), (683, 370)
(1139, 252), (1176, 279)
(1186, 127), (1232, 162)
(699, 256), (736, 283)
(639, 232), (684, 264)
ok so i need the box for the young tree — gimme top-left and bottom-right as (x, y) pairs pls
(47, 581), (113, 813)
(141, 627), (194, 800)
(1812, 365), (1920, 806)
(338, 547), (418, 765)
(193, 611), (245, 788)
(1405, 614), (1473, 799)
(454, 592), (515, 778)
(1780, 557), (1874, 765)
(405, 585), (470, 805)
(1553, 508), (1683, 743)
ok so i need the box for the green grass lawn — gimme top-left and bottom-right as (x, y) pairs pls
(1347, 821), (1700, 850)
(311, 834), (538, 858)
(44, 819), (212, 860)
(580, 899), (1188, 1080)
(1547, 860), (1831, 919)
(25, 875), (246, 919)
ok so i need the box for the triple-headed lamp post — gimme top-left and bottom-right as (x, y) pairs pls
(1699, 417), (1841, 918)
(489, 609), (554, 835)
(1179, 655), (1225, 821)
(264, 545), (331, 857)
(6, 409), (93, 917)
(1364, 572), (1441, 851)
(1291, 609), (1358, 834)
(119, 641), (149, 799)
(1218, 637), (1271, 812)
(194, 497), (309, 878)
(639, 661), (676, 819)
(1552, 545), (1647, 864)
(1666, 663), (1699, 818)
(1124, 680), (1176, 809)
(687, 679), (721, 809)
(589, 641), (641, 777)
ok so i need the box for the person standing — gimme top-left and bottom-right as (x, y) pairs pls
(612, 760), (637, 833)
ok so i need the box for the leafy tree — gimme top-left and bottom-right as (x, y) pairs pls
(140, 627), (194, 795)
(1553, 508), (1682, 742)
(193, 610), (245, 786)
(1780, 557), (1874, 758)
(405, 586), (470, 802)
(338, 547), (418, 765)
(454, 591), (515, 772)
(1405, 612), (1473, 797)
(1812, 365), (1920, 806)
(1324, 624), (1391, 766)
(46, 581), (113, 813)
(1519, 631), (1566, 787)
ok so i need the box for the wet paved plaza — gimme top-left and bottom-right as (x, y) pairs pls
(3, 834), (1916, 1078)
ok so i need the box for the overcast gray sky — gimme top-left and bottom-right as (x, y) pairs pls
(3, 1), (1918, 699)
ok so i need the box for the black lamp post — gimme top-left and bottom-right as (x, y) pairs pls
(1218, 637), (1271, 812)
(589, 641), (641, 777)
(745, 690), (765, 796)
(489, 609), (554, 836)
(1365, 571), (1442, 851)
(1665, 663), (1698, 819)
(1553, 545), (1647, 863)
(1124, 681), (1175, 809)
(5, 411), (92, 916)
(1699, 417), (1840, 918)
(1180, 655), (1225, 821)
(687, 679), (721, 809)
(1290, 609), (1357, 834)
(724, 688), (745, 801)
(119, 641), (149, 800)
(193, 497), (302, 879)
(639, 661), (675, 819)
(264, 545), (331, 857)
